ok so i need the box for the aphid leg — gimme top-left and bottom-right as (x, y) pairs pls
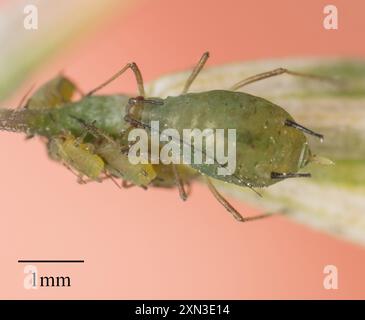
(206, 177), (271, 222)
(17, 83), (36, 108)
(87, 62), (145, 96)
(79, 177), (100, 184)
(74, 130), (89, 146)
(271, 172), (311, 179)
(125, 97), (163, 128)
(80, 174), (111, 184)
(77, 175), (87, 184)
(124, 104), (151, 129)
(121, 144), (132, 155)
(172, 164), (188, 201)
(230, 67), (339, 91)
(185, 181), (192, 197)
(182, 51), (210, 94)
(104, 172), (122, 189)
(285, 119), (324, 140)
(64, 163), (90, 184)
(72, 117), (115, 144)
(18, 84), (38, 139)
(63, 164), (86, 184)
(122, 180), (135, 189)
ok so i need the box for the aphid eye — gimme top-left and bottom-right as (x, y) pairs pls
(128, 97), (139, 106)
(128, 98), (136, 105)
(128, 96), (144, 106)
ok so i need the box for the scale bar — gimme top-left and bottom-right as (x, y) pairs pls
(18, 260), (84, 263)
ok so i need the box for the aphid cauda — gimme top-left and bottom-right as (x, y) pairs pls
(0, 53), (331, 221)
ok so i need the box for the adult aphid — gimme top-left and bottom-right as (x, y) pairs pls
(117, 52), (333, 220)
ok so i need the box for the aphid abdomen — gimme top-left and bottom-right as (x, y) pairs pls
(142, 90), (311, 187)
(27, 76), (76, 109)
(49, 136), (104, 180)
(65, 141), (104, 179)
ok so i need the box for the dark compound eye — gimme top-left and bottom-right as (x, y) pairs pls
(128, 97), (141, 105)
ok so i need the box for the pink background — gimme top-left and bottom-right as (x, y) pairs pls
(1, 0), (365, 299)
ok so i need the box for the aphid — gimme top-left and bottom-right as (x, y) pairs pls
(145, 57), (365, 246)
(48, 132), (105, 182)
(16, 75), (108, 183)
(120, 52), (331, 220)
(0, 53), (331, 222)
(75, 117), (157, 188)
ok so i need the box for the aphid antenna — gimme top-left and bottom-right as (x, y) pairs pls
(172, 163), (188, 201)
(17, 83), (36, 109)
(230, 67), (343, 92)
(285, 119), (324, 141)
(121, 180), (135, 189)
(182, 51), (210, 94)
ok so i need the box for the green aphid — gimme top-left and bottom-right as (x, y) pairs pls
(21, 75), (108, 183)
(123, 53), (332, 220)
(0, 54), (331, 222)
(75, 118), (157, 188)
(48, 133), (105, 182)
